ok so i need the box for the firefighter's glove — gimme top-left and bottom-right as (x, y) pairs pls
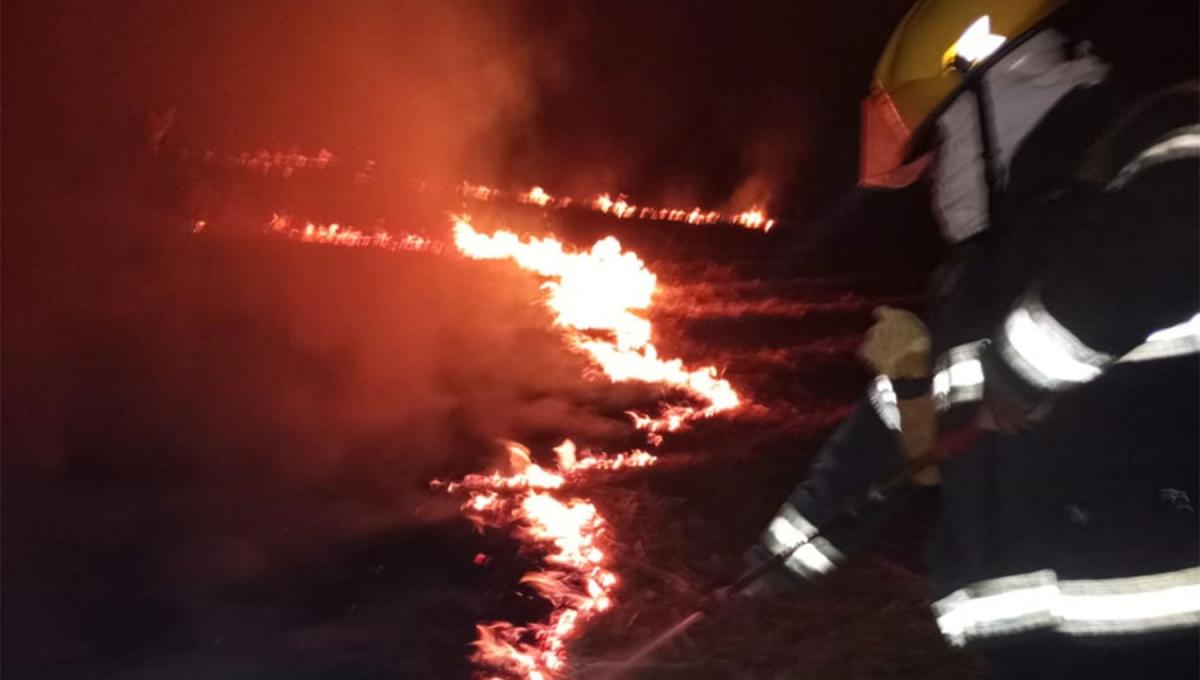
(859, 306), (931, 379)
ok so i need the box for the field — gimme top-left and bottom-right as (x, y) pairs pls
(3, 159), (987, 678)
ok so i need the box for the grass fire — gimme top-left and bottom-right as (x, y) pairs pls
(0, 2), (981, 678)
(7, 1), (1195, 679)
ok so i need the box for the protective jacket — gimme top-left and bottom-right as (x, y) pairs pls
(757, 82), (1199, 675)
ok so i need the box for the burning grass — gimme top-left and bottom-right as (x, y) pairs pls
(460, 182), (777, 232)
(428, 217), (982, 678)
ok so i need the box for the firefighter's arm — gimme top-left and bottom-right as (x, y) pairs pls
(751, 307), (936, 588)
(981, 157), (1200, 426)
(751, 399), (909, 587)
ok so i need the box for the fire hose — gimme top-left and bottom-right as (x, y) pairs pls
(576, 306), (970, 679)
(574, 452), (948, 680)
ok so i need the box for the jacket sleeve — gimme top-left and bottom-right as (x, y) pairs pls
(755, 394), (909, 583)
(982, 154), (1200, 409)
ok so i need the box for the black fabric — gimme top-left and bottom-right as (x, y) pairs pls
(979, 630), (1200, 680)
(1078, 83), (1200, 184)
(892, 377), (931, 399)
(978, 151), (1200, 408)
(1038, 159), (1200, 355)
(756, 400), (911, 591)
(779, 401), (904, 536)
(933, 355), (1200, 589)
(926, 83), (1200, 600)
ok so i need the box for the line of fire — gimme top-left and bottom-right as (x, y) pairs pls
(4, 2), (1197, 680)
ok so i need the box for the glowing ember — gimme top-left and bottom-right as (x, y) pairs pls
(452, 217), (740, 432)
(520, 186), (555, 207)
(733, 208), (774, 231)
(460, 182), (777, 232)
(267, 213), (446, 255)
(185, 147), (336, 177)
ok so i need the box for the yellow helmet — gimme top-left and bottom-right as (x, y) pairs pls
(860, 0), (1067, 188)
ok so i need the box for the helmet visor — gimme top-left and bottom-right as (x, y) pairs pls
(859, 85), (933, 188)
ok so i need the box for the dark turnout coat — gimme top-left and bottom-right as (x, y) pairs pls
(757, 83), (1199, 678)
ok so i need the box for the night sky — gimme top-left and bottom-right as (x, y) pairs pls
(3, 1), (1196, 679)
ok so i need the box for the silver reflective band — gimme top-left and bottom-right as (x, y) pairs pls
(1109, 124), (1200, 190)
(1000, 296), (1113, 391)
(867, 375), (902, 431)
(932, 340), (988, 411)
(763, 505), (818, 554)
(761, 505), (843, 581)
(934, 566), (1200, 646)
(939, 313), (1197, 403)
(784, 537), (843, 579)
(1119, 313), (1200, 363)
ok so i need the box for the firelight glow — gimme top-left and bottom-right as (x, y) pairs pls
(461, 181), (776, 232)
(435, 438), (654, 680)
(438, 219), (745, 679)
(452, 217), (741, 433)
(251, 210), (746, 678)
(267, 213), (446, 255)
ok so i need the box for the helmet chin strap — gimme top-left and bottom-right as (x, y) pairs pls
(969, 76), (1006, 230)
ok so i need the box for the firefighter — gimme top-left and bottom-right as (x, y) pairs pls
(752, 1), (1199, 677)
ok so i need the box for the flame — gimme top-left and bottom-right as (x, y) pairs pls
(462, 183), (776, 232)
(267, 213), (446, 255)
(435, 438), (653, 679)
(441, 218), (746, 678)
(181, 147), (768, 678)
(521, 186), (554, 207)
(452, 218), (740, 432)
(733, 208), (775, 232)
(233, 205), (744, 677)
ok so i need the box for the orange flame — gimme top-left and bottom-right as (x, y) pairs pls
(452, 218), (740, 433)
(441, 219), (746, 678)
(733, 208), (775, 232)
(179, 134), (768, 676)
(435, 438), (654, 679)
(248, 208), (744, 677)
(267, 213), (446, 255)
(520, 186), (554, 207)
(462, 183), (776, 232)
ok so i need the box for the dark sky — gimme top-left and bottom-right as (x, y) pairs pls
(3, 0), (916, 221)
(4, 0), (1194, 220)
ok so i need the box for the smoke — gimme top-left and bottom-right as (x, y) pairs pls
(2, 201), (665, 677)
(3, 0), (571, 214)
(2, 1), (915, 674)
(724, 127), (806, 215)
(3, 0), (611, 545)
(2, 8), (625, 674)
